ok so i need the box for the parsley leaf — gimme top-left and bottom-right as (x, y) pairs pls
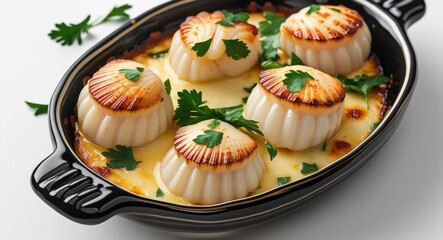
(330, 7), (341, 12)
(259, 11), (287, 36)
(337, 74), (389, 108)
(242, 82), (257, 103)
(193, 130), (224, 148)
(48, 4), (132, 46)
(301, 162), (318, 174)
(164, 79), (171, 95)
(174, 89), (263, 135)
(290, 52), (304, 65)
(192, 38), (212, 57)
(119, 67), (144, 82)
(48, 15), (93, 46)
(283, 70), (315, 93)
(277, 177), (291, 186)
(261, 35), (280, 61)
(147, 49), (169, 58)
(261, 60), (285, 70)
(156, 188), (164, 197)
(307, 4), (321, 15)
(369, 122), (380, 131)
(223, 39), (250, 60)
(102, 145), (141, 171)
(25, 101), (48, 116)
(217, 10), (250, 27)
(208, 119), (221, 129)
(265, 141), (278, 161)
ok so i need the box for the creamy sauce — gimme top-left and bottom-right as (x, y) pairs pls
(75, 13), (386, 206)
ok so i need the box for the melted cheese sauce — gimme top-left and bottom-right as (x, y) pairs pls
(75, 13), (386, 206)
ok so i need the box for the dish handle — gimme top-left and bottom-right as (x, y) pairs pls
(369, 0), (426, 29)
(31, 147), (135, 224)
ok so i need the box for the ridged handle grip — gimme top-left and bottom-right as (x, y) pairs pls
(31, 148), (132, 224)
(369, 0), (426, 29)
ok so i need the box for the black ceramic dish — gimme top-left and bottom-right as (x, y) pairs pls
(31, 0), (425, 234)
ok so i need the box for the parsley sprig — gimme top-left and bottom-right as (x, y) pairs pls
(174, 89), (262, 135)
(283, 70), (315, 92)
(259, 11), (287, 61)
(193, 130), (224, 148)
(48, 4), (132, 46)
(242, 83), (257, 103)
(192, 38), (250, 60)
(301, 162), (318, 174)
(147, 49), (169, 58)
(217, 10), (249, 26)
(306, 4), (321, 15)
(261, 53), (304, 70)
(102, 145), (141, 171)
(337, 74), (389, 108)
(119, 67), (144, 82)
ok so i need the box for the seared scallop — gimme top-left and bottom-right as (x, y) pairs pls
(245, 65), (345, 151)
(160, 120), (265, 205)
(169, 11), (262, 82)
(280, 5), (371, 75)
(76, 59), (174, 148)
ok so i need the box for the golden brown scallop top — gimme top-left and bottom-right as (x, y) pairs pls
(88, 59), (164, 111)
(259, 65), (345, 106)
(173, 120), (258, 168)
(280, 5), (364, 41)
(179, 11), (258, 49)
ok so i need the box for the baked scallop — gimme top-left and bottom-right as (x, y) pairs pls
(76, 59), (174, 148)
(160, 120), (265, 205)
(169, 11), (262, 82)
(245, 65), (345, 151)
(280, 5), (371, 76)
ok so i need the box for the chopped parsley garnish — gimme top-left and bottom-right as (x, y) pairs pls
(102, 145), (141, 171)
(217, 10), (250, 27)
(259, 11), (287, 61)
(173, 89), (262, 135)
(242, 83), (257, 103)
(290, 52), (304, 65)
(118, 67), (144, 82)
(192, 38), (213, 57)
(277, 177), (291, 186)
(147, 49), (169, 58)
(329, 7), (341, 13)
(156, 188), (164, 197)
(337, 74), (389, 108)
(193, 130), (224, 148)
(48, 4), (132, 46)
(307, 4), (321, 15)
(369, 122), (380, 131)
(265, 141), (278, 161)
(223, 39), (250, 60)
(208, 119), (221, 129)
(25, 101), (48, 116)
(301, 162), (318, 174)
(164, 79), (171, 95)
(261, 60), (285, 70)
(283, 70), (315, 93)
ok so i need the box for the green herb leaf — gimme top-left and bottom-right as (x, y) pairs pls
(265, 141), (278, 161)
(259, 11), (287, 36)
(223, 39), (250, 60)
(208, 119), (221, 129)
(102, 145), (141, 171)
(290, 52), (304, 65)
(193, 130), (224, 148)
(261, 60), (285, 69)
(301, 162), (318, 174)
(307, 4), (321, 15)
(48, 5), (132, 46)
(164, 79), (171, 95)
(337, 74), (389, 108)
(217, 10), (250, 26)
(174, 89), (263, 135)
(99, 4), (132, 24)
(277, 177), (291, 186)
(147, 49), (169, 58)
(261, 35), (280, 61)
(48, 15), (93, 46)
(119, 67), (144, 82)
(369, 122), (380, 131)
(25, 101), (48, 116)
(329, 7), (341, 13)
(156, 188), (164, 197)
(283, 70), (315, 92)
(243, 83), (257, 94)
(321, 142), (327, 151)
(192, 38), (212, 57)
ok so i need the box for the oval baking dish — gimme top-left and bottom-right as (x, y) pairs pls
(31, 0), (425, 234)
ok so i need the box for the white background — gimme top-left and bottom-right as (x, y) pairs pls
(1, 0), (442, 239)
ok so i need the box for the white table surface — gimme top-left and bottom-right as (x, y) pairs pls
(2, 0), (442, 239)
